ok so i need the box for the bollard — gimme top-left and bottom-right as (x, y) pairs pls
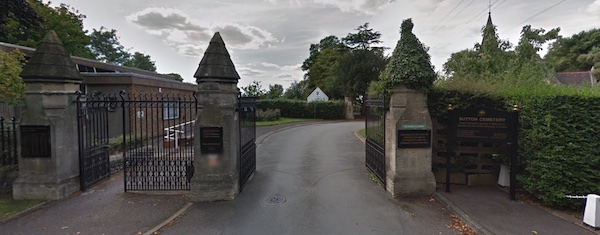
(583, 194), (599, 229)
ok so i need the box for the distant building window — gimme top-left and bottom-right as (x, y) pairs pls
(317, 91), (320, 96)
(163, 99), (180, 120)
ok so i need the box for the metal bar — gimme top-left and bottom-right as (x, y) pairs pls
(120, 91), (127, 192)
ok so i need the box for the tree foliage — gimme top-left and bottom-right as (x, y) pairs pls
(283, 80), (308, 100)
(0, 0), (42, 44)
(0, 50), (26, 104)
(241, 81), (265, 97)
(377, 18), (435, 93)
(264, 84), (284, 99)
(545, 28), (600, 72)
(166, 73), (183, 82)
(90, 27), (130, 65)
(443, 21), (558, 87)
(23, 1), (95, 59)
(123, 52), (156, 71)
(302, 23), (387, 100)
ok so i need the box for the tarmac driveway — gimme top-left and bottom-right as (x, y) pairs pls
(160, 121), (458, 234)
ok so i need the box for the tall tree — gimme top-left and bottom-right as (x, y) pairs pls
(545, 28), (600, 72)
(377, 19), (436, 93)
(0, 0), (43, 44)
(264, 84), (284, 99)
(334, 23), (387, 98)
(342, 23), (383, 50)
(90, 27), (131, 65)
(241, 81), (265, 97)
(0, 50), (26, 104)
(283, 80), (308, 100)
(22, 1), (95, 59)
(123, 52), (156, 71)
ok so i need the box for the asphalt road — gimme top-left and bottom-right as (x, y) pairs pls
(161, 121), (458, 234)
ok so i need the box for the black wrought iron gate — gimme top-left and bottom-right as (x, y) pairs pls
(365, 99), (386, 188)
(77, 92), (111, 191)
(77, 91), (198, 191)
(239, 97), (256, 190)
(122, 92), (198, 191)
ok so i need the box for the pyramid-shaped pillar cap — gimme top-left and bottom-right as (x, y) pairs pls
(194, 32), (241, 83)
(20, 30), (82, 83)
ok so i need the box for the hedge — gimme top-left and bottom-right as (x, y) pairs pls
(428, 88), (600, 209)
(256, 99), (344, 120)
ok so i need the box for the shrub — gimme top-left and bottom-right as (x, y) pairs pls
(256, 108), (281, 121)
(108, 134), (146, 154)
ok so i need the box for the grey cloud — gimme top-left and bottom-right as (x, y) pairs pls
(215, 25), (255, 45)
(130, 10), (207, 31)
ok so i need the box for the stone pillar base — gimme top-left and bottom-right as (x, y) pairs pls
(191, 174), (239, 202)
(12, 175), (79, 200)
(388, 171), (436, 197)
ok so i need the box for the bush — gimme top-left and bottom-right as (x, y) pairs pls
(108, 134), (146, 154)
(256, 108), (281, 121)
(257, 99), (344, 120)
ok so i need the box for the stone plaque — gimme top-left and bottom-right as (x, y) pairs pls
(200, 127), (223, 154)
(398, 129), (431, 148)
(21, 125), (51, 158)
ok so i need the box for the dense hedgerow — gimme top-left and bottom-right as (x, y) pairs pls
(256, 99), (344, 120)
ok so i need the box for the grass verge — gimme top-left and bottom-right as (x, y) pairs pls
(358, 128), (366, 138)
(0, 192), (45, 220)
(256, 117), (316, 127)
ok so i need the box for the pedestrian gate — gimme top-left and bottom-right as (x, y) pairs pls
(365, 99), (386, 188)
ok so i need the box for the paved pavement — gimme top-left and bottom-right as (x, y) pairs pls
(434, 185), (599, 235)
(1, 120), (597, 234)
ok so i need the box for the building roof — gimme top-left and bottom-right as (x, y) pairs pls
(194, 32), (240, 83)
(19, 30), (82, 83)
(0, 40), (189, 85)
(555, 71), (594, 86)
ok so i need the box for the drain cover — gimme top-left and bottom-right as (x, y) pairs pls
(264, 195), (286, 205)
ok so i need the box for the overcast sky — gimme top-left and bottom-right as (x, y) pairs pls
(51, 0), (600, 89)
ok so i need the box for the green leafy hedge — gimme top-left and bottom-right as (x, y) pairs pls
(256, 99), (344, 120)
(429, 88), (600, 209)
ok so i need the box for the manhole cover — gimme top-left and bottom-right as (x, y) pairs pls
(264, 195), (286, 205)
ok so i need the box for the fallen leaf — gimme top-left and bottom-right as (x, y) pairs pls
(61, 226), (68, 230)
(532, 230), (538, 234)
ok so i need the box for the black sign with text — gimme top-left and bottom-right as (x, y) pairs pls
(398, 129), (431, 148)
(200, 127), (223, 154)
(449, 108), (515, 143)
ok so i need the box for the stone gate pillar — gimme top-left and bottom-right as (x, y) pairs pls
(13, 31), (82, 200)
(386, 85), (436, 197)
(191, 32), (241, 201)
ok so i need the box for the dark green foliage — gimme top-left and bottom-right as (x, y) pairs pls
(378, 19), (436, 93)
(256, 99), (344, 120)
(264, 84), (284, 99)
(284, 80), (308, 100)
(90, 27), (131, 65)
(514, 96), (600, 209)
(545, 28), (600, 72)
(123, 52), (156, 71)
(108, 134), (146, 154)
